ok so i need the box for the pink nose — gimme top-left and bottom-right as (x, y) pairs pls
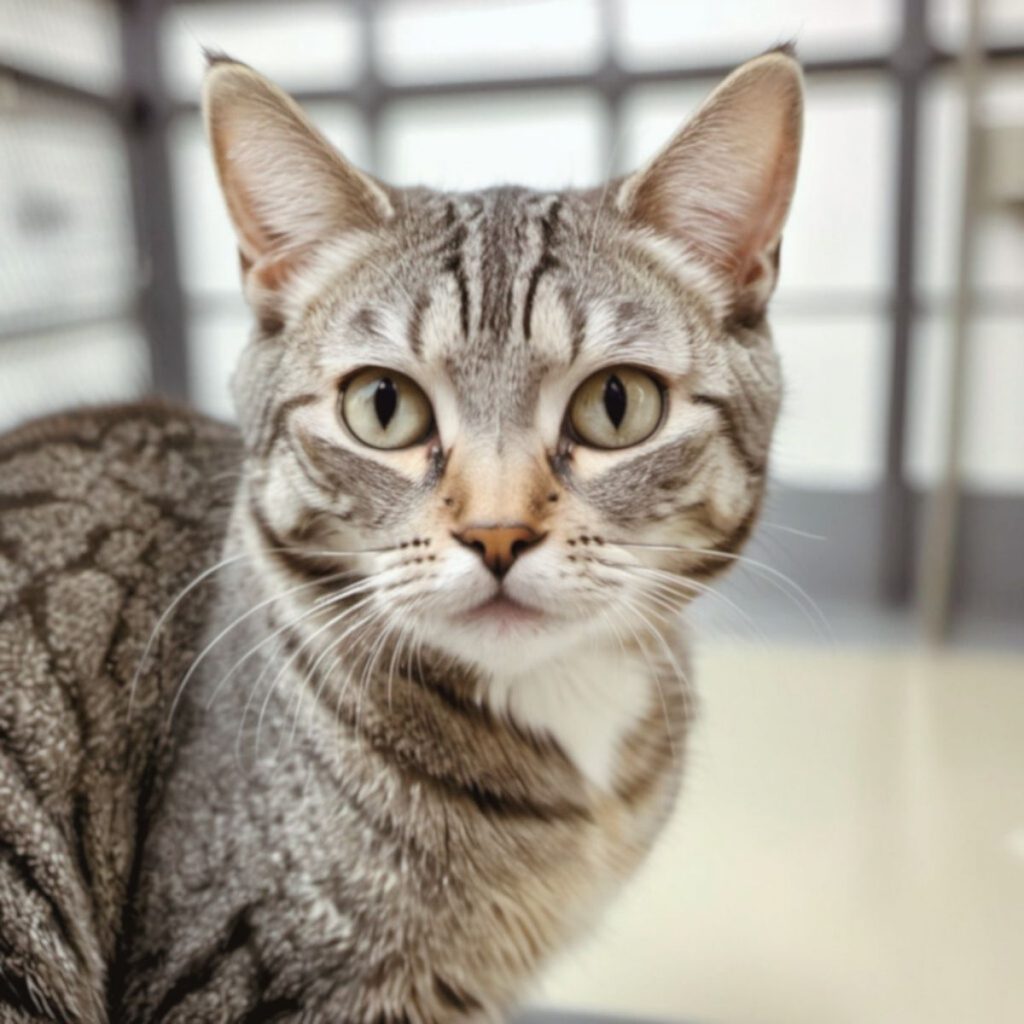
(452, 523), (545, 579)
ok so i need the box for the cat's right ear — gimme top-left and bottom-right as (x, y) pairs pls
(616, 49), (803, 322)
(202, 57), (392, 308)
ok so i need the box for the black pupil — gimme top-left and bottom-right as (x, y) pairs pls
(374, 378), (398, 429)
(603, 374), (627, 429)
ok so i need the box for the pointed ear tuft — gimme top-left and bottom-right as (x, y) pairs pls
(202, 47), (237, 69)
(202, 61), (392, 305)
(618, 51), (803, 318)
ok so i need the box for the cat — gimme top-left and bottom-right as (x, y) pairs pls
(0, 47), (802, 1023)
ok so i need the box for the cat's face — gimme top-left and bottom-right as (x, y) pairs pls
(204, 53), (802, 677)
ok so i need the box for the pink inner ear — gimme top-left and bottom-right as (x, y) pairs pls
(741, 261), (766, 287)
(620, 54), (802, 303)
(252, 255), (296, 293)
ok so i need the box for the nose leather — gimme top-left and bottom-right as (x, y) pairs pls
(453, 523), (545, 579)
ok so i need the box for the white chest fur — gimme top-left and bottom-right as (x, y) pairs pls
(483, 643), (655, 791)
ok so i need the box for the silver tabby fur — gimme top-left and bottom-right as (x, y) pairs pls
(0, 50), (802, 1023)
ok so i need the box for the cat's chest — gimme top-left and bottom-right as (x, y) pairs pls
(483, 644), (657, 792)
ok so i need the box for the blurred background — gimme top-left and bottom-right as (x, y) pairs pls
(1, 2), (1022, 1022)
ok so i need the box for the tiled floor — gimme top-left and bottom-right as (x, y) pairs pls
(529, 644), (1024, 1024)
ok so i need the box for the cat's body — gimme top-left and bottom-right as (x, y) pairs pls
(0, 52), (802, 1023)
(0, 405), (239, 1022)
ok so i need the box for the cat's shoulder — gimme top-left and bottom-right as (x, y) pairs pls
(0, 397), (239, 459)
(0, 398), (242, 621)
(0, 399), (241, 507)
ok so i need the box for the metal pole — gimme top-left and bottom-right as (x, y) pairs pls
(353, 0), (383, 175)
(918, 0), (986, 641)
(119, 0), (191, 400)
(879, 0), (930, 605)
(596, 0), (626, 178)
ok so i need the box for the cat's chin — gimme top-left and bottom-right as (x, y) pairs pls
(418, 599), (604, 680)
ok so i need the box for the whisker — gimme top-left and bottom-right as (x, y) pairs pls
(132, 540), (401, 717)
(607, 539), (833, 642)
(599, 606), (679, 765)
(284, 594), (389, 752)
(593, 555), (767, 644)
(130, 550), (253, 715)
(166, 568), (368, 726)
(354, 607), (407, 736)
(268, 600), (380, 782)
(206, 570), (391, 720)
(213, 577), (386, 771)
(613, 589), (695, 740)
(253, 589), (386, 759)
(759, 520), (828, 542)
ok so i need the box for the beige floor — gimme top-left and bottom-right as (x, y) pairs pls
(530, 645), (1024, 1024)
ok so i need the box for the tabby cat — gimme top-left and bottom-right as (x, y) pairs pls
(0, 49), (802, 1023)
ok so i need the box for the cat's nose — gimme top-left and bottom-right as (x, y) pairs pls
(452, 523), (545, 579)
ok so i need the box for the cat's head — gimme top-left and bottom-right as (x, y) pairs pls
(203, 52), (802, 677)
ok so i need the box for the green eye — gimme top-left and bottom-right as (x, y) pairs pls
(341, 368), (433, 449)
(568, 366), (663, 449)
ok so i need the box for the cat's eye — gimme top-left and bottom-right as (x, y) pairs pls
(341, 368), (433, 449)
(568, 366), (663, 449)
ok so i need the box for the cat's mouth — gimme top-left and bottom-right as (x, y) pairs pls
(460, 593), (546, 627)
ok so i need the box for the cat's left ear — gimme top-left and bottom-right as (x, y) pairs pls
(202, 56), (392, 308)
(617, 49), (803, 321)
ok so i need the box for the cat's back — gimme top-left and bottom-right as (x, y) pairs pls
(0, 401), (241, 1023)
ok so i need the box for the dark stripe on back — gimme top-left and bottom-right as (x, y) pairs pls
(0, 839), (89, 974)
(149, 906), (256, 1024)
(434, 974), (483, 1014)
(236, 996), (303, 1023)
(364, 1013), (413, 1024)
(0, 967), (54, 1021)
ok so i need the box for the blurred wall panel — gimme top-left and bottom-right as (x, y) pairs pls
(909, 315), (1024, 493)
(377, 0), (603, 83)
(770, 316), (889, 490)
(380, 90), (605, 190)
(910, 61), (1024, 495)
(0, 322), (148, 430)
(160, 1), (362, 98)
(918, 64), (1024, 298)
(184, 306), (252, 421)
(930, 0), (1024, 48)
(617, 0), (897, 67)
(0, 0), (144, 429)
(0, 96), (135, 330)
(0, 0), (122, 92)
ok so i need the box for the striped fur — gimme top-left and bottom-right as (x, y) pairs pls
(0, 52), (801, 1022)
